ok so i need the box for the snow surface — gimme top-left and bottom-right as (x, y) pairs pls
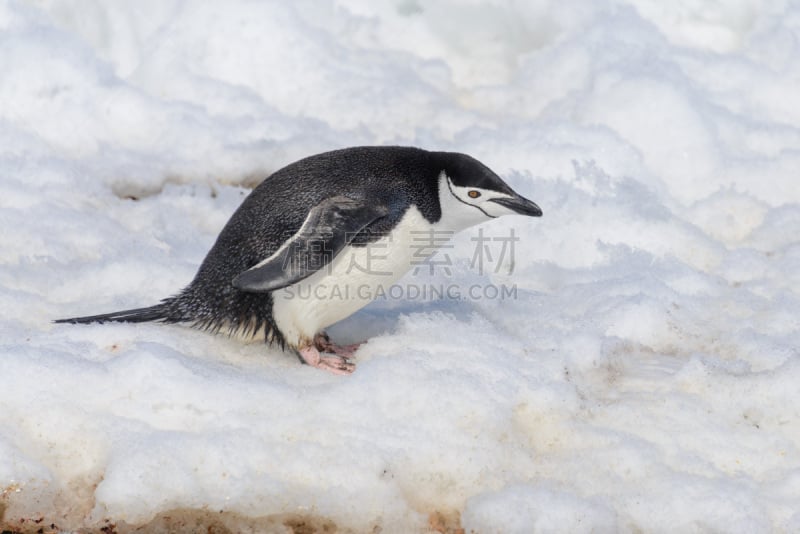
(2, 0), (800, 532)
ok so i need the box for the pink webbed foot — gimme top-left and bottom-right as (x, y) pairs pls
(313, 332), (363, 359)
(298, 346), (355, 375)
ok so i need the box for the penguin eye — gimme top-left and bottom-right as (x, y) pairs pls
(468, 190), (481, 199)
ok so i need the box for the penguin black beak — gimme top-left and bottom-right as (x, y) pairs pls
(490, 195), (543, 217)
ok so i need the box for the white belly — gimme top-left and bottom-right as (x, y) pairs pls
(272, 206), (433, 347)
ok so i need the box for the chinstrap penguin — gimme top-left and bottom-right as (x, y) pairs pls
(56, 146), (542, 374)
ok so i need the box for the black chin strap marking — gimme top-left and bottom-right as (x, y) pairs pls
(444, 173), (496, 219)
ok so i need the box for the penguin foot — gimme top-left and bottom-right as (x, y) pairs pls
(313, 332), (362, 358)
(299, 346), (355, 375)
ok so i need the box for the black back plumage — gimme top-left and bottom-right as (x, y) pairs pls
(56, 146), (474, 343)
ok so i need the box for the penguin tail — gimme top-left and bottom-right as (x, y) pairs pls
(54, 304), (169, 325)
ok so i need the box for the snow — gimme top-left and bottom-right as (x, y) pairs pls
(1, 0), (799, 532)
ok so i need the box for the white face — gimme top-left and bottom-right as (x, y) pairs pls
(436, 171), (519, 230)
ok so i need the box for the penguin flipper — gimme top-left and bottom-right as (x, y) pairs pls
(232, 196), (388, 293)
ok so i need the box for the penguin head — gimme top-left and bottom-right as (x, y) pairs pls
(434, 152), (542, 230)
